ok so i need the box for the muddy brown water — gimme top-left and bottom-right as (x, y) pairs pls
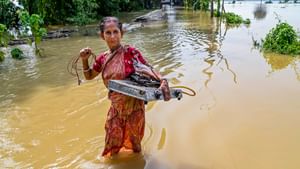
(0, 2), (299, 169)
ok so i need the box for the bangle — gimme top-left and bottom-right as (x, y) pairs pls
(83, 68), (90, 73)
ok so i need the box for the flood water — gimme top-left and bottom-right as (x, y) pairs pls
(1, 2), (300, 169)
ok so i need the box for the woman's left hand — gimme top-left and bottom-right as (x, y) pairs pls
(159, 79), (171, 101)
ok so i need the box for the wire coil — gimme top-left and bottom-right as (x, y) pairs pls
(67, 53), (96, 85)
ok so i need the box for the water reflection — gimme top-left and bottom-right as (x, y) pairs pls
(79, 153), (174, 169)
(157, 128), (166, 150)
(98, 153), (146, 169)
(263, 52), (300, 81)
(202, 17), (238, 87)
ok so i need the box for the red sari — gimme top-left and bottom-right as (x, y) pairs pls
(93, 45), (147, 156)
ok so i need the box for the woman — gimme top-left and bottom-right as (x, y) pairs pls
(80, 17), (170, 157)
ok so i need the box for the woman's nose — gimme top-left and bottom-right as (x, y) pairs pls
(111, 34), (115, 38)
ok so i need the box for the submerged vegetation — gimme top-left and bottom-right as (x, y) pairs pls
(223, 12), (251, 25)
(11, 47), (24, 59)
(262, 22), (300, 55)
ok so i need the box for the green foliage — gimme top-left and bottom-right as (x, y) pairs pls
(19, 0), (75, 24)
(200, 0), (209, 10)
(184, 0), (209, 10)
(243, 18), (251, 25)
(11, 48), (24, 59)
(18, 10), (31, 34)
(119, 0), (143, 11)
(224, 12), (250, 25)
(0, 0), (20, 29)
(0, 50), (4, 62)
(19, 12), (47, 42)
(17, 0), (154, 25)
(224, 12), (243, 24)
(67, 0), (99, 25)
(96, 0), (150, 16)
(30, 14), (47, 44)
(262, 22), (300, 55)
(214, 9), (221, 17)
(18, 11), (47, 54)
(216, 0), (221, 17)
(0, 24), (10, 47)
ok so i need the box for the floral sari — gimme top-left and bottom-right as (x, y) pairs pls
(93, 45), (146, 156)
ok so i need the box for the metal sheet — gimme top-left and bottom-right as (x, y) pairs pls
(108, 80), (182, 102)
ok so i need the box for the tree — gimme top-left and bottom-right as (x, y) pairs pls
(210, 0), (214, 17)
(0, 0), (21, 29)
(19, 11), (47, 55)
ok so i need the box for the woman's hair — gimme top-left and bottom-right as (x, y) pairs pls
(99, 17), (123, 33)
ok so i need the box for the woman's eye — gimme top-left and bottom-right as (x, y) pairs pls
(105, 31), (111, 35)
(113, 30), (119, 34)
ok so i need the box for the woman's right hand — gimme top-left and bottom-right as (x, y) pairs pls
(80, 47), (92, 60)
(159, 79), (171, 101)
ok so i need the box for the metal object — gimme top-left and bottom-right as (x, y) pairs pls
(108, 80), (182, 102)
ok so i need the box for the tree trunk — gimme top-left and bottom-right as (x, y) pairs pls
(210, 0), (214, 17)
(222, 0), (225, 13)
(217, 0), (221, 16)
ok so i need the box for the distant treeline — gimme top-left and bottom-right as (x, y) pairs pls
(1, 0), (161, 26)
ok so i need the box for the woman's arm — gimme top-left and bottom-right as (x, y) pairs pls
(80, 47), (100, 80)
(82, 59), (100, 80)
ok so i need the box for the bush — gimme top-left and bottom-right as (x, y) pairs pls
(243, 18), (251, 25)
(262, 22), (300, 55)
(11, 48), (24, 59)
(223, 12), (251, 25)
(224, 12), (244, 24)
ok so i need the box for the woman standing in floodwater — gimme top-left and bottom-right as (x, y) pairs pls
(79, 17), (171, 157)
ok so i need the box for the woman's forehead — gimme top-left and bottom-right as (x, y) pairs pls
(103, 22), (120, 31)
(105, 17), (118, 22)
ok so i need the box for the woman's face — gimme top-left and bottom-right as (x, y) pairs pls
(101, 23), (123, 50)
